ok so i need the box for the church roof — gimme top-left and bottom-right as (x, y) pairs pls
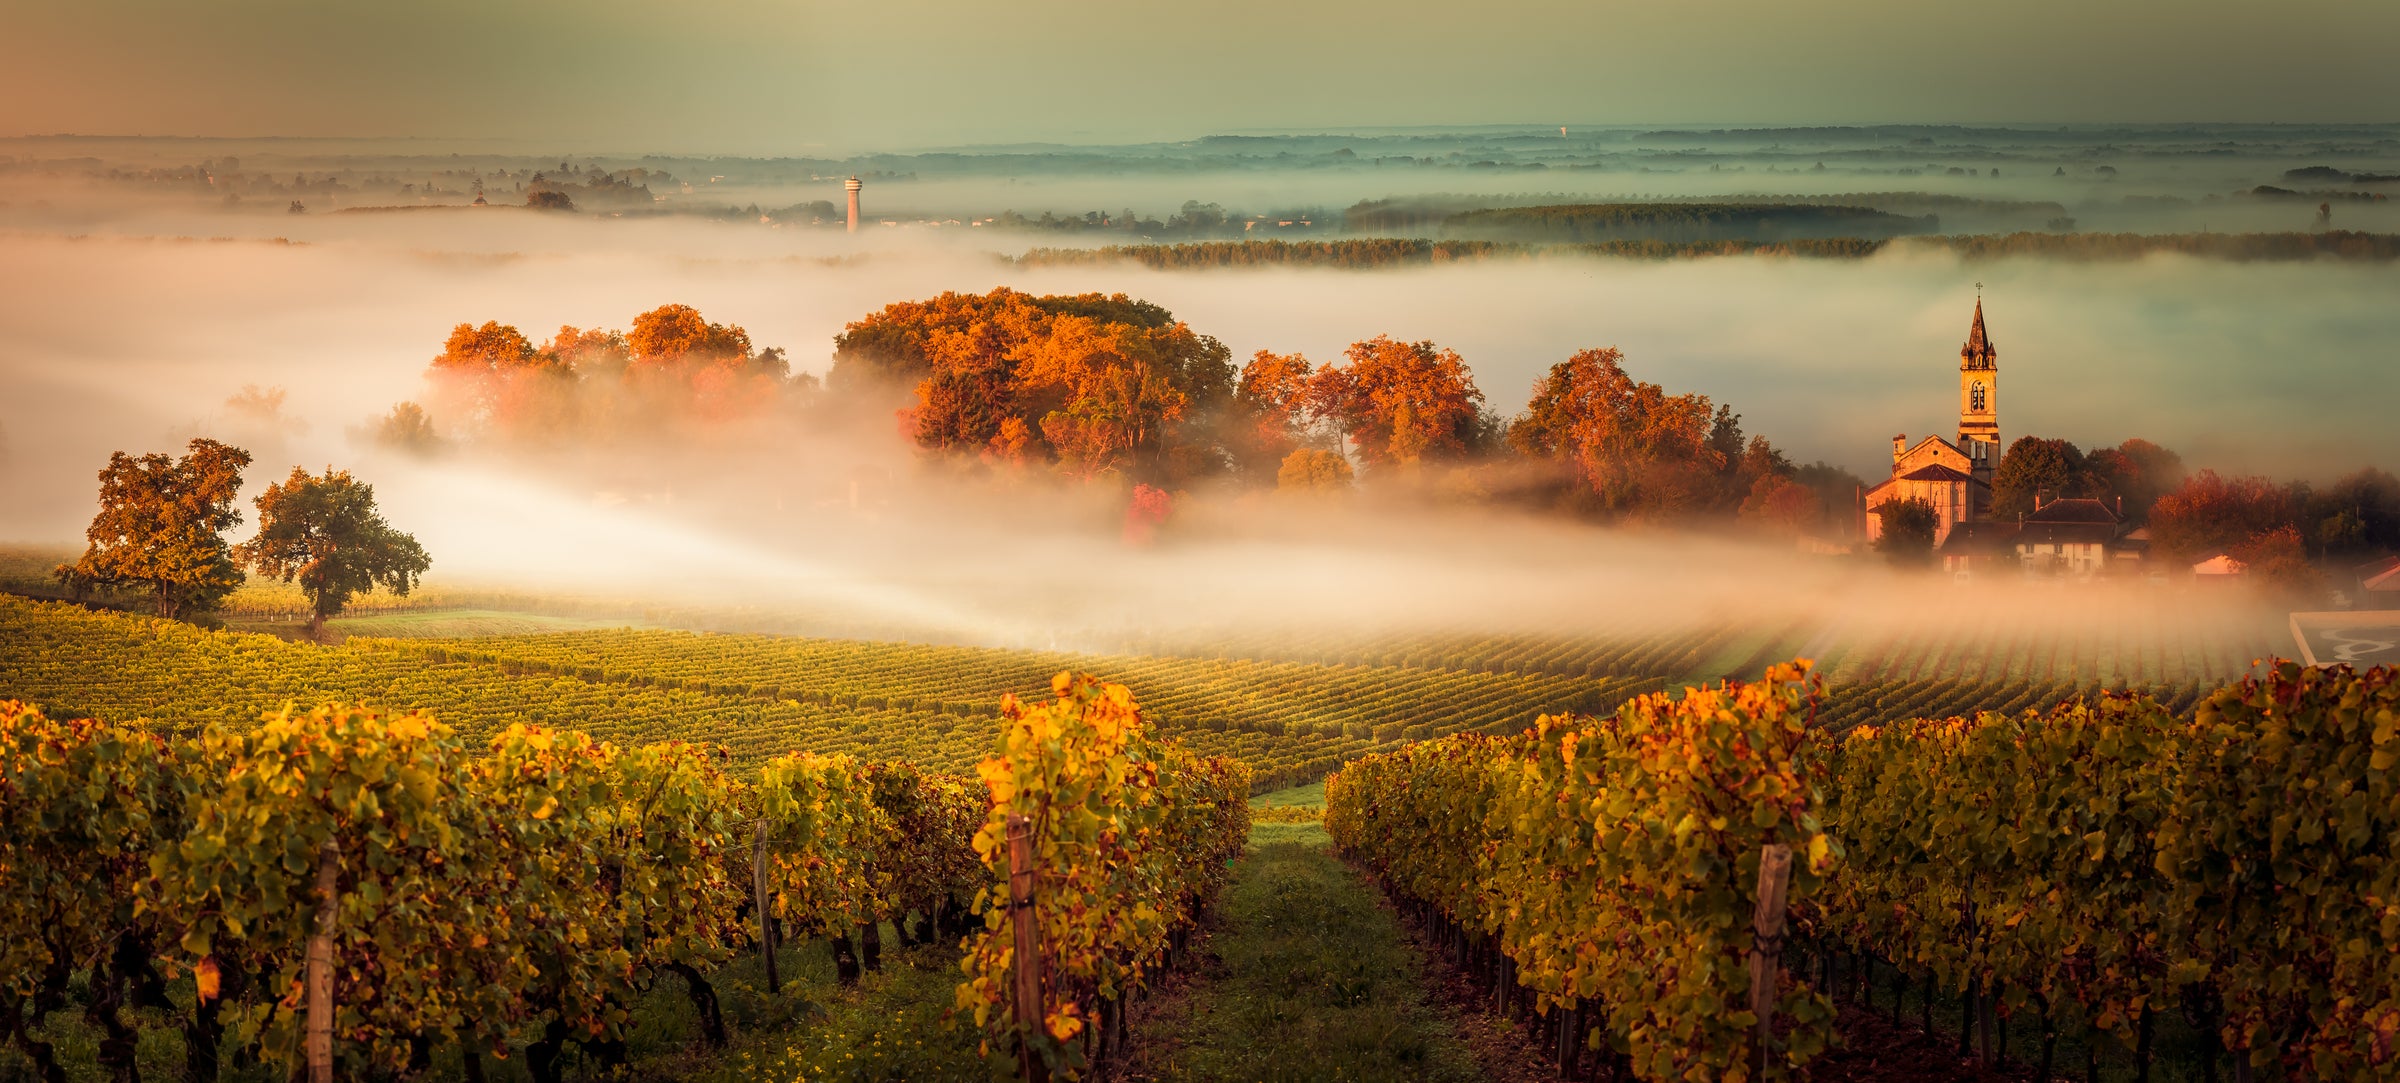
(1865, 462), (1987, 499)
(1961, 298), (1997, 368)
(1897, 464), (1980, 484)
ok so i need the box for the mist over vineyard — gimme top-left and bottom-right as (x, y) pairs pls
(2, 134), (2394, 657)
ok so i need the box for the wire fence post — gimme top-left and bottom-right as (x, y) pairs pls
(1007, 814), (1046, 1083)
(1748, 843), (1794, 1080)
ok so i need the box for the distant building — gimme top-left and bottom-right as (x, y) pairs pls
(1937, 496), (2135, 576)
(1864, 298), (2001, 547)
(2355, 554), (2400, 605)
(845, 177), (862, 233)
(2011, 497), (2127, 575)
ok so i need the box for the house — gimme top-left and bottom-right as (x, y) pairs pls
(1937, 519), (2020, 574)
(2012, 497), (2126, 575)
(2356, 554), (2400, 605)
(2193, 552), (2247, 579)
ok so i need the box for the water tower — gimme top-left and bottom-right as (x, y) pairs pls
(845, 176), (862, 233)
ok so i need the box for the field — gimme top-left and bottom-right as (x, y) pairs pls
(0, 588), (2285, 790)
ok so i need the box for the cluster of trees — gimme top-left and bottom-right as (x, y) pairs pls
(1014, 237), (1888, 271)
(1981, 432), (2400, 594)
(393, 304), (804, 451)
(983, 200), (1301, 239)
(54, 439), (427, 636)
(830, 289), (1235, 483)
(832, 288), (1857, 530)
(1012, 231), (2400, 274)
(1441, 202), (1938, 244)
(1991, 436), (2189, 521)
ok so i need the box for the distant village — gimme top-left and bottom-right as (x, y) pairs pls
(1860, 298), (2400, 612)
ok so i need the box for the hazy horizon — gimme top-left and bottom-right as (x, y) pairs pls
(8, 1), (2399, 154)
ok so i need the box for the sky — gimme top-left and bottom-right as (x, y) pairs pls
(4, 0), (2396, 154)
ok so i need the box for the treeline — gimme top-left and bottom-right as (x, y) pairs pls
(1013, 237), (1885, 270)
(830, 288), (1860, 527)
(1440, 202), (1938, 243)
(1341, 191), (2066, 234)
(1013, 230), (2400, 270)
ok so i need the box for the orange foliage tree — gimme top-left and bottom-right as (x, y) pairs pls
(830, 288), (1234, 484)
(1508, 347), (1754, 518)
(1305, 335), (1488, 471)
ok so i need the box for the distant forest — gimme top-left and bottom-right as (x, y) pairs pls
(1013, 231), (2400, 270)
(1438, 202), (1938, 243)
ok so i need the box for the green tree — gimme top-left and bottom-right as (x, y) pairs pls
(1991, 436), (2095, 519)
(58, 438), (253, 618)
(1873, 497), (1940, 567)
(235, 467), (431, 641)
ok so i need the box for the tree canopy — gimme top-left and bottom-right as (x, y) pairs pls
(828, 288), (1234, 484)
(1873, 497), (1941, 567)
(1309, 336), (1489, 472)
(1507, 347), (1772, 519)
(58, 439), (253, 618)
(235, 468), (431, 640)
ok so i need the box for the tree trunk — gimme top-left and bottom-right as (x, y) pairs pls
(860, 919), (883, 972)
(830, 931), (861, 986)
(665, 962), (728, 1046)
(3, 993), (70, 1083)
(84, 953), (140, 1083)
(306, 840), (340, 1083)
(526, 1020), (570, 1083)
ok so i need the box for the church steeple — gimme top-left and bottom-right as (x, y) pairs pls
(1957, 292), (2000, 510)
(1961, 297), (1997, 370)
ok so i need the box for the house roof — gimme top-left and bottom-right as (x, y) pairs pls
(2360, 554), (2400, 592)
(2015, 522), (2120, 546)
(2026, 497), (2121, 525)
(1938, 520), (2019, 555)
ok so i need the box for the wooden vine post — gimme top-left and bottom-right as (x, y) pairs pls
(1007, 814), (1047, 1083)
(1747, 843), (1794, 1081)
(753, 820), (779, 994)
(306, 838), (341, 1083)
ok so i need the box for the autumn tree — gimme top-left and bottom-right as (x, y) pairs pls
(1276, 448), (1354, 494)
(235, 468), (431, 641)
(2145, 470), (2302, 565)
(1232, 350), (1322, 477)
(628, 304), (752, 368)
(1310, 335), (1488, 472)
(1792, 461), (1869, 538)
(2084, 437), (2186, 521)
(2230, 524), (2328, 603)
(826, 288), (1235, 483)
(1739, 475), (1824, 537)
(58, 438), (253, 618)
(1991, 436), (2098, 519)
(1872, 497), (1941, 567)
(1507, 347), (1727, 518)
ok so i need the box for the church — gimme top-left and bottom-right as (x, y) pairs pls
(1862, 298), (2000, 547)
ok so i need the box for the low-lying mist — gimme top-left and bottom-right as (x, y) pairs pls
(0, 165), (2385, 668)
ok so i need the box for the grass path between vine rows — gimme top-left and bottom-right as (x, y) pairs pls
(1121, 814), (1492, 1083)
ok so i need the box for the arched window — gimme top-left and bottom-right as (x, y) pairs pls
(1970, 381), (1987, 412)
